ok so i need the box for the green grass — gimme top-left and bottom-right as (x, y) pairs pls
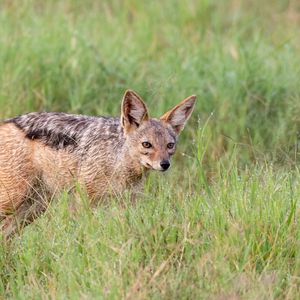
(1, 0), (300, 298)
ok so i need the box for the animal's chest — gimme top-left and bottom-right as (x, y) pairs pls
(80, 166), (142, 195)
(76, 157), (143, 198)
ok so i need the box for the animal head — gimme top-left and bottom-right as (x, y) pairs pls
(121, 90), (196, 171)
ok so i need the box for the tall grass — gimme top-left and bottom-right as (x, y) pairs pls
(1, 0), (300, 298)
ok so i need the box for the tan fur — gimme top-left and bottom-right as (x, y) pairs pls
(0, 90), (196, 238)
(0, 123), (35, 214)
(33, 143), (79, 194)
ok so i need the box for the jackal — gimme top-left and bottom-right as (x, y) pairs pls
(0, 90), (196, 236)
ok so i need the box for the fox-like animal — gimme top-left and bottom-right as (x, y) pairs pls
(0, 90), (196, 237)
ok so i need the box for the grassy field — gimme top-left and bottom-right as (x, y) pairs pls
(1, 0), (300, 298)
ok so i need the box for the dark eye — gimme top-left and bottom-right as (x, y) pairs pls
(142, 142), (152, 148)
(167, 143), (175, 149)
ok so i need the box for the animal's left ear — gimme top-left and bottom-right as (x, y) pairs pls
(121, 89), (149, 133)
(160, 95), (196, 135)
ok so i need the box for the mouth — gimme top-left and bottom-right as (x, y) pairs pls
(145, 163), (152, 169)
(141, 161), (153, 169)
(141, 162), (170, 172)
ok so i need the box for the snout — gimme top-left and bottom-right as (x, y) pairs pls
(141, 159), (171, 172)
(160, 160), (170, 171)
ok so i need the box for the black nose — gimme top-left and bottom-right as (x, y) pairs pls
(160, 160), (170, 171)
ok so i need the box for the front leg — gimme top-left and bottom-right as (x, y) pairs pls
(129, 179), (145, 205)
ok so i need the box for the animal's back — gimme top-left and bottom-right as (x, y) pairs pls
(8, 112), (122, 151)
(0, 112), (124, 214)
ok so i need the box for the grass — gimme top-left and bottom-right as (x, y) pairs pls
(1, 0), (300, 298)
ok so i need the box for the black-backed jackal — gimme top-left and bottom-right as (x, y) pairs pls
(0, 90), (196, 237)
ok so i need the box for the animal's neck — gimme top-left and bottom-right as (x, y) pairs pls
(114, 146), (148, 186)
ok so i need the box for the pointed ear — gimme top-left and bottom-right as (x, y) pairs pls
(121, 90), (149, 133)
(160, 95), (196, 135)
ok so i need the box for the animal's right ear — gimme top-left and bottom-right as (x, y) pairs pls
(121, 90), (149, 133)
